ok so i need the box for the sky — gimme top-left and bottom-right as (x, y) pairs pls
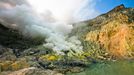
(95, 0), (134, 14)
(0, 0), (133, 53)
(0, 0), (133, 21)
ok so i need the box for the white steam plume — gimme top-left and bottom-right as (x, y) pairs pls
(0, 0), (99, 54)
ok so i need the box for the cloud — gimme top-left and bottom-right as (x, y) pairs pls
(27, 0), (99, 23)
(0, 0), (26, 5)
(0, 1), (26, 11)
(0, 0), (99, 54)
(74, 0), (99, 21)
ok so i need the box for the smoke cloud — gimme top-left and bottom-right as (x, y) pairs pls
(0, 0), (99, 54)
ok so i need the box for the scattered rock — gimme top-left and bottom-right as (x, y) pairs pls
(1, 67), (64, 75)
(26, 68), (64, 75)
(69, 67), (84, 73)
(0, 59), (30, 72)
(0, 4), (134, 75)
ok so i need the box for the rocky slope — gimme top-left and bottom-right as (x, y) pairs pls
(71, 4), (134, 58)
(0, 4), (134, 75)
(0, 23), (43, 49)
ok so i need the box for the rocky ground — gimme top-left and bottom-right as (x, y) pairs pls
(71, 4), (134, 59)
(0, 24), (87, 74)
(0, 4), (134, 75)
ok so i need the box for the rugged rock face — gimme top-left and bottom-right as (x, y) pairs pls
(1, 67), (63, 75)
(0, 23), (43, 49)
(0, 4), (134, 75)
(72, 4), (134, 58)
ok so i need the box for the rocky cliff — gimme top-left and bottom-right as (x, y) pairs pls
(0, 23), (43, 49)
(71, 4), (134, 58)
(0, 4), (134, 75)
